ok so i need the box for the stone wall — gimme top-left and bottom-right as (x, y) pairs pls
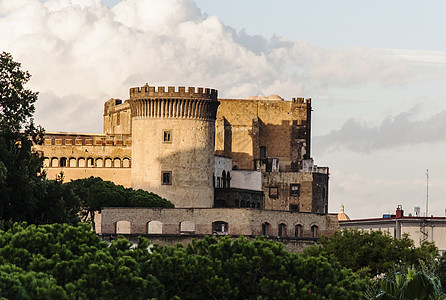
(129, 85), (220, 208)
(216, 97), (311, 171)
(34, 132), (132, 186)
(104, 98), (132, 135)
(262, 171), (329, 213)
(101, 207), (339, 238)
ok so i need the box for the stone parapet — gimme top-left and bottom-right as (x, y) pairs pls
(129, 85), (219, 121)
(130, 85), (217, 100)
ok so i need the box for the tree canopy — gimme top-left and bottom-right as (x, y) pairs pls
(304, 229), (439, 278)
(65, 177), (174, 230)
(0, 51), (50, 224)
(0, 222), (367, 299)
(0, 53), (172, 226)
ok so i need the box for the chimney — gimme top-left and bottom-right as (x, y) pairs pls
(396, 204), (404, 218)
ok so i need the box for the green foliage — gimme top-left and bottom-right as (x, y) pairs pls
(436, 252), (446, 293)
(65, 176), (174, 230)
(147, 236), (367, 299)
(367, 267), (446, 300)
(0, 51), (40, 134)
(0, 223), (367, 299)
(304, 229), (439, 278)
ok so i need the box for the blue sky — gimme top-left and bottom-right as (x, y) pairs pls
(1, 0), (446, 218)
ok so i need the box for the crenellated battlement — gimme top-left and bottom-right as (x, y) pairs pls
(130, 84), (218, 101)
(129, 84), (219, 121)
(292, 97), (311, 104)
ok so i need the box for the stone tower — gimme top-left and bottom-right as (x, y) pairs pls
(129, 84), (219, 208)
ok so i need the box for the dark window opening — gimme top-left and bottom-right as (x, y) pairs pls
(269, 187), (279, 199)
(311, 225), (319, 238)
(290, 184), (300, 197)
(162, 171), (172, 185)
(212, 221), (229, 235)
(295, 224), (303, 237)
(234, 199), (239, 207)
(60, 157), (67, 167)
(278, 223), (287, 237)
(290, 204), (299, 212)
(222, 171), (227, 188)
(163, 130), (172, 143)
(259, 146), (266, 158)
(262, 222), (270, 236)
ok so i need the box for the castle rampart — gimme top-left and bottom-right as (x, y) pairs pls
(130, 85), (218, 100)
(129, 85), (219, 121)
(130, 85), (219, 208)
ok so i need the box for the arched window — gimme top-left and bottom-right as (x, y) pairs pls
(212, 221), (229, 235)
(96, 158), (103, 168)
(251, 202), (255, 208)
(295, 224), (303, 237)
(246, 201), (250, 208)
(116, 220), (131, 234)
(51, 158), (59, 167)
(43, 157), (50, 168)
(78, 157), (86, 168)
(104, 158), (112, 168)
(69, 158), (77, 167)
(278, 223), (287, 237)
(87, 158), (94, 167)
(123, 158), (131, 168)
(234, 199), (239, 207)
(179, 221), (195, 234)
(60, 157), (67, 167)
(113, 158), (121, 168)
(311, 225), (319, 238)
(240, 200), (245, 208)
(222, 171), (227, 188)
(262, 222), (270, 236)
(147, 221), (163, 234)
(226, 171), (231, 188)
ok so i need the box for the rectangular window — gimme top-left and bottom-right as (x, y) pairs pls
(163, 130), (172, 143)
(269, 187), (279, 199)
(161, 171), (172, 185)
(290, 184), (300, 197)
(259, 146), (266, 158)
(290, 204), (299, 212)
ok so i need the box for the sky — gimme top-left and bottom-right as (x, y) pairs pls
(1, 0), (446, 219)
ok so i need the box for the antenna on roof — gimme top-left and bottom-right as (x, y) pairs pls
(426, 169), (429, 217)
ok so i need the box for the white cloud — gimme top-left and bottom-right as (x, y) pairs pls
(1, 0), (439, 132)
(314, 103), (446, 153)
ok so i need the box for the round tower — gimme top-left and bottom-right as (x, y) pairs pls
(129, 84), (219, 208)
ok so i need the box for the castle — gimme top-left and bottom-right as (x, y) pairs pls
(34, 84), (337, 247)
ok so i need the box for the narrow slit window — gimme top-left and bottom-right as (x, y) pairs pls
(163, 130), (172, 143)
(162, 171), (172, 185)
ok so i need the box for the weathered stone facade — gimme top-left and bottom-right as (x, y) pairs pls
(36, 132), (132, 186)
(129, 85), (219, 207)
(101, 207), (338, 238)
(33, 84), (333, 243)
(214, 96), (328, 213)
